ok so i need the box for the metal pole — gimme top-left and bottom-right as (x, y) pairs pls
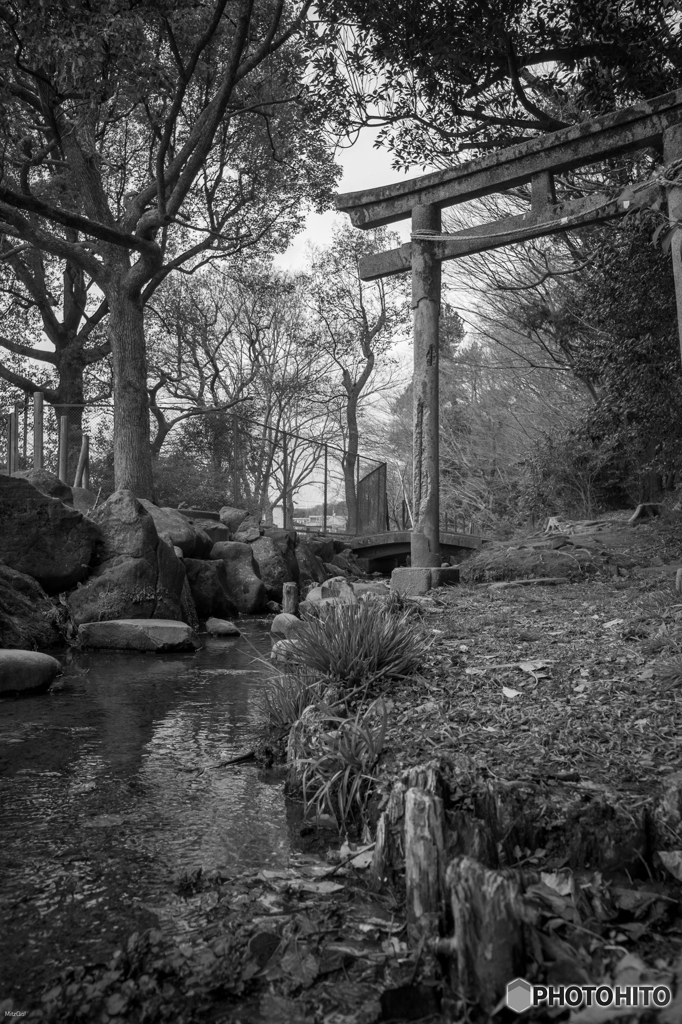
(664, 126), (682, 368)
(12, 401), (21, 472)
(33, 392), (44, 470)
(282, 430), (289, 530)
(323, 444), (328, 535)
(58, 414), (69, 483)
(7, 412), (16, 474)
(355, 453), (360, 535)
(22, 396), (28, 462)
(232, 411), (239, 506)
(411, 203), (442, 567)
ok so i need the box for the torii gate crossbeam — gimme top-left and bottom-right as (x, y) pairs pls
(336, 88), (682, 568)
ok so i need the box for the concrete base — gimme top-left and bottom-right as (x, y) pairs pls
(390, 565), (460, 596)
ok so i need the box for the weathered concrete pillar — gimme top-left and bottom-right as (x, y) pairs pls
(411, 204), (441, 567)
(664, 125), (682, 366)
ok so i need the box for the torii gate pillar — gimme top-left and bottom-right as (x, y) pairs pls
(411, 204), (442, 567)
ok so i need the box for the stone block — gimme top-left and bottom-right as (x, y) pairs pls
(390, 567), (432, 596)
(78, 618), (199, 651)
(430, 566), (460, 588)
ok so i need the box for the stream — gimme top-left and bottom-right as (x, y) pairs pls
(0, 623), (311, 1008)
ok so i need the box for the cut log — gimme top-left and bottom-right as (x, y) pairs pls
(404, 788), (446, 943)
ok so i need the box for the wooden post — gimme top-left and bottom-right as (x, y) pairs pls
(282, 582), (299, 615)
(355, 452), (360, 534)
(58, 415), (69, 483)
(323, 444), (328, 535)
(22, 396), (28, 461)
(411, 204), (441, 567)
(73, 434), (89, 488)
(664, 125), (682, 366)
(33, 392), (44, 470)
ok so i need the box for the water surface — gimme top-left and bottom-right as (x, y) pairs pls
(0, 625), (302, 1004)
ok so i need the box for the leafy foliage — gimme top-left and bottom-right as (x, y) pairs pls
(311, 0), (682, 164)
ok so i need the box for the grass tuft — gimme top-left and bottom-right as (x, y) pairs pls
(300, 699), (387, 831)
(255, 670), (324, 734)
(293, 598), (429, 689)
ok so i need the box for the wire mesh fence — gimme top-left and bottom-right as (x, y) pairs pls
(1, 395), (390, 536)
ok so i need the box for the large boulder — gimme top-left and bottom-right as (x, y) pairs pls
(0, 650), (61, 694)
(78, 619), (199, 652)
(66, 490), (189, 626)
(184, 558), (238, 621)
(0, 475), (99, 594)
(0, 562), (62, 650)
(251, 535), (298, 602)
(139, 501), (213, 558)
(209, 541), (266, 614)
(307, 536), (334, 563)
(263, 528), (300, 581)
(13, 468), (73, 504)
(218, 506), (249, 533)
(295, 539), (328, 585)
(72, 486), (97, 513)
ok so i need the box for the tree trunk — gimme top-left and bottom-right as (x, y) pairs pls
(108, 286), (154, 498)
(343, 391), (359, 533)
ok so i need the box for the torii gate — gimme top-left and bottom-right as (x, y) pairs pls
(336, 88), (682, 568)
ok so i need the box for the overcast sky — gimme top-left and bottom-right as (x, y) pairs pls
(275, 127), (416, 269)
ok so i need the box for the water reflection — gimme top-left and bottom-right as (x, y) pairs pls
(0, 625), (300, 1001)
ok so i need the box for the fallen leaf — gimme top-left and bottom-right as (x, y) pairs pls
(658, 850), (682, 881)
(502, 687), (521, 699)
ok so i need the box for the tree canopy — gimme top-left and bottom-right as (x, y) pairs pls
(0, 0), (337, 496)
(312, 0), (682, 164)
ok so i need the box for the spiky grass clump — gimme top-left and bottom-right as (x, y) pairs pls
(294, 598), (429, 689)
(255, 670), (324, 734)
(301, 699), (387, 831)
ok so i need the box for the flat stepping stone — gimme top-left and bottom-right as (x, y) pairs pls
(205, 617), (240, 636)
(78, 619), (200, 651)
(0, 650), (61, 694)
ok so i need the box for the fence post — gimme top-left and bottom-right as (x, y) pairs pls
(33, 392), (44, 470)
(74, 434), (89, 488)
(58, 415), (69, 483)
(323, 444), (328, 535)
(282, 430), (289, 530)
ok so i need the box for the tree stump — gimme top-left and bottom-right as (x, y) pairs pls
(282, 582), (299, 615)
(436, 857), (536, 1018)
(628, 503), (660, 524)
(404, 788), (445, 943)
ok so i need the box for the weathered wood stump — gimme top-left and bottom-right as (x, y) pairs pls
(282, 581), (299, 615)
